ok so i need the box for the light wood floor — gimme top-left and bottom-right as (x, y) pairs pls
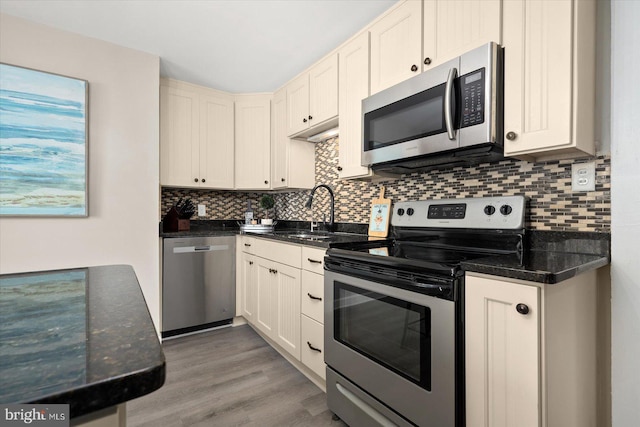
(127, 324), (347, 426)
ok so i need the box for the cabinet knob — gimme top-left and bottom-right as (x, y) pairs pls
(308, 115), (313, 120)
(303, 118), (307, 123)
(264, 180), (269, 185)
(516, 303), (530, 315)
(281, 178), (285, 182)
(411, 64), (418, 72)
(201, 178), (206, 183)
(249, 261), (253, 265)
(424, 57), (432, 65)
(337, 166), (343, 171)
(506, 131), (517, 141)
(194, 178), (199, 183)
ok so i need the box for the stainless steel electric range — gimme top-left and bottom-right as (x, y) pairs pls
(324, 196), (526, 427)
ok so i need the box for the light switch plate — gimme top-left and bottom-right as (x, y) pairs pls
(571, 161), (596, 192)
(197, 204), (206, 216)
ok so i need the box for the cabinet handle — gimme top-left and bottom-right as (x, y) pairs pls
(506, 131), (517, 141)
(269, 268), (278, 274)
(244, 243), (251, 247)
(307, 341), (322, 353)
(424, 57), (432, 65)
(201, 178), (206, 183)
(337, 166), (343, 171)
(281, 178), (285, 182)
(411, 64), (418, 72)
(308, 115), (313, 120)
(194, 178), (199, 183)
(516, 303), (530, 315)
(307, 293), (322, 301)
(303, 118), (308, 123)
(307, 258), (322, 264)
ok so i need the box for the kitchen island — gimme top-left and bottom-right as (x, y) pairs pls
(0, 265), (165, 426)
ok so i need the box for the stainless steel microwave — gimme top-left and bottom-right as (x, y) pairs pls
(362, 42), (504, 174)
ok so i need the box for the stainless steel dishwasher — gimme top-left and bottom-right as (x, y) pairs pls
(162, 236), (235, 338)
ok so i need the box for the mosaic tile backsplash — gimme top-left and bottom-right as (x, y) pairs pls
(161, 137), (611, 232)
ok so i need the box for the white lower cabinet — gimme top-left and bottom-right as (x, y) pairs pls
(237, 236), (326, 387)
(465, 271), (598, 427)
(301, 315), (325, 380)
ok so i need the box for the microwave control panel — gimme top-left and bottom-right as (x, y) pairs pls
(460, 68), (485, 128)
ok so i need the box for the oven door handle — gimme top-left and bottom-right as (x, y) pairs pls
(335, 383), (397, 427)
(415, 281), (450, 297)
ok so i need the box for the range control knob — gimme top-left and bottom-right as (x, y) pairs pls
(406, 208), (415, 216)
(500, 205), (513, 215)
(484, 205), (496, 216)
(397, 208), (405, 216)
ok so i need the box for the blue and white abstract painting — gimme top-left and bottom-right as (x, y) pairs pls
(0, 63), (87, 216)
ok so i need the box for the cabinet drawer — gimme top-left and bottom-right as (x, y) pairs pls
(253, 238), (302, 268)
(239, 236), (256, 254)
(302, 246), (326, 273)
(301, 270), (324, 324)
(301, 315), (325, 380)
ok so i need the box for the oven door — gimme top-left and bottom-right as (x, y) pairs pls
(325, 270), (456, 426)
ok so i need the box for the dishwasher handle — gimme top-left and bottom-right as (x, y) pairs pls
(173, 245), (229, 254)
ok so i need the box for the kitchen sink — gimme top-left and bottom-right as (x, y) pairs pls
(285, 233), (332, 241)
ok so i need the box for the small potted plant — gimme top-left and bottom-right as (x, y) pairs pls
(259, 194), (275, 225)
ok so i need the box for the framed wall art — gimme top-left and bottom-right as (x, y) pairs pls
(0, 63), (88, 217)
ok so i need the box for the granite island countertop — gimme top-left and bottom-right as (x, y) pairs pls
(0, 265), (165, 418)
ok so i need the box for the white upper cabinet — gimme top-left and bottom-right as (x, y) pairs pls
(369, 0), (423, 94)
(271, 88), (315, 189)
(338, 32), (375, 180)
(287, 54), (339, 138)
(160, 79), (234, 189)
(502, 0), (596, 160)
(422, 0), (502, 69)
(199, 92), (234, 188)
(234, 95), (271, 189)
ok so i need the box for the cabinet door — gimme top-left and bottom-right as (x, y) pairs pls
(255, 258), (276, 339)
(465, 275), (541, 427)
(274, 262), (301, 360)
(423, 0), (502, 70)
(160, 84), (199, 187)
(309, 53), (338, 127)
(286, 74), (310, 136)
(199, 92), (234, 188)
(240, 253), (257, 323)
(271, 88), (289, 189)
(234, 96), (271, 189)
(369, 0), (422, 94)
(338, 32), (373, 179)
(502, 0), (574, 156)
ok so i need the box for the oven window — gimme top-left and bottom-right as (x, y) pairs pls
(334, 282), (431, 390)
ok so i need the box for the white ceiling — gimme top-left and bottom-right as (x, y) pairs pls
(0, 0), (398, 93)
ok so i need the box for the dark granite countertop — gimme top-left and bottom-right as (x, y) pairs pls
(0, 265), (165, 418)
(461, 230), (610, 284)
(161, 221), (610, 283)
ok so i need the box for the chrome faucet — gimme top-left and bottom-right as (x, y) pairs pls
(305, 184), (334, 231)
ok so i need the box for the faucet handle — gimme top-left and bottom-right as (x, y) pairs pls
(310, 221), (318, 232)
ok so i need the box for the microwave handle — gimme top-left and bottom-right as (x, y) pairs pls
(444, 67), (458, 140)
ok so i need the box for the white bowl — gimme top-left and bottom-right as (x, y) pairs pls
(261, 219), (273, 225)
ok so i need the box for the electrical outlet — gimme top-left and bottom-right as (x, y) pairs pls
(197, 204), (206, 216)
(571, 161), (596, 192)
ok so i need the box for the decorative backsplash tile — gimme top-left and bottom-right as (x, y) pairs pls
(161, 137), (611, 232)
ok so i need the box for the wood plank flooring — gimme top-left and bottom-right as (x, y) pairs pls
(127, 325), (347, 426)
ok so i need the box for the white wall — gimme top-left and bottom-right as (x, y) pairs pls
(0, 14), (161, 329)
(610, 1), (640, 426)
